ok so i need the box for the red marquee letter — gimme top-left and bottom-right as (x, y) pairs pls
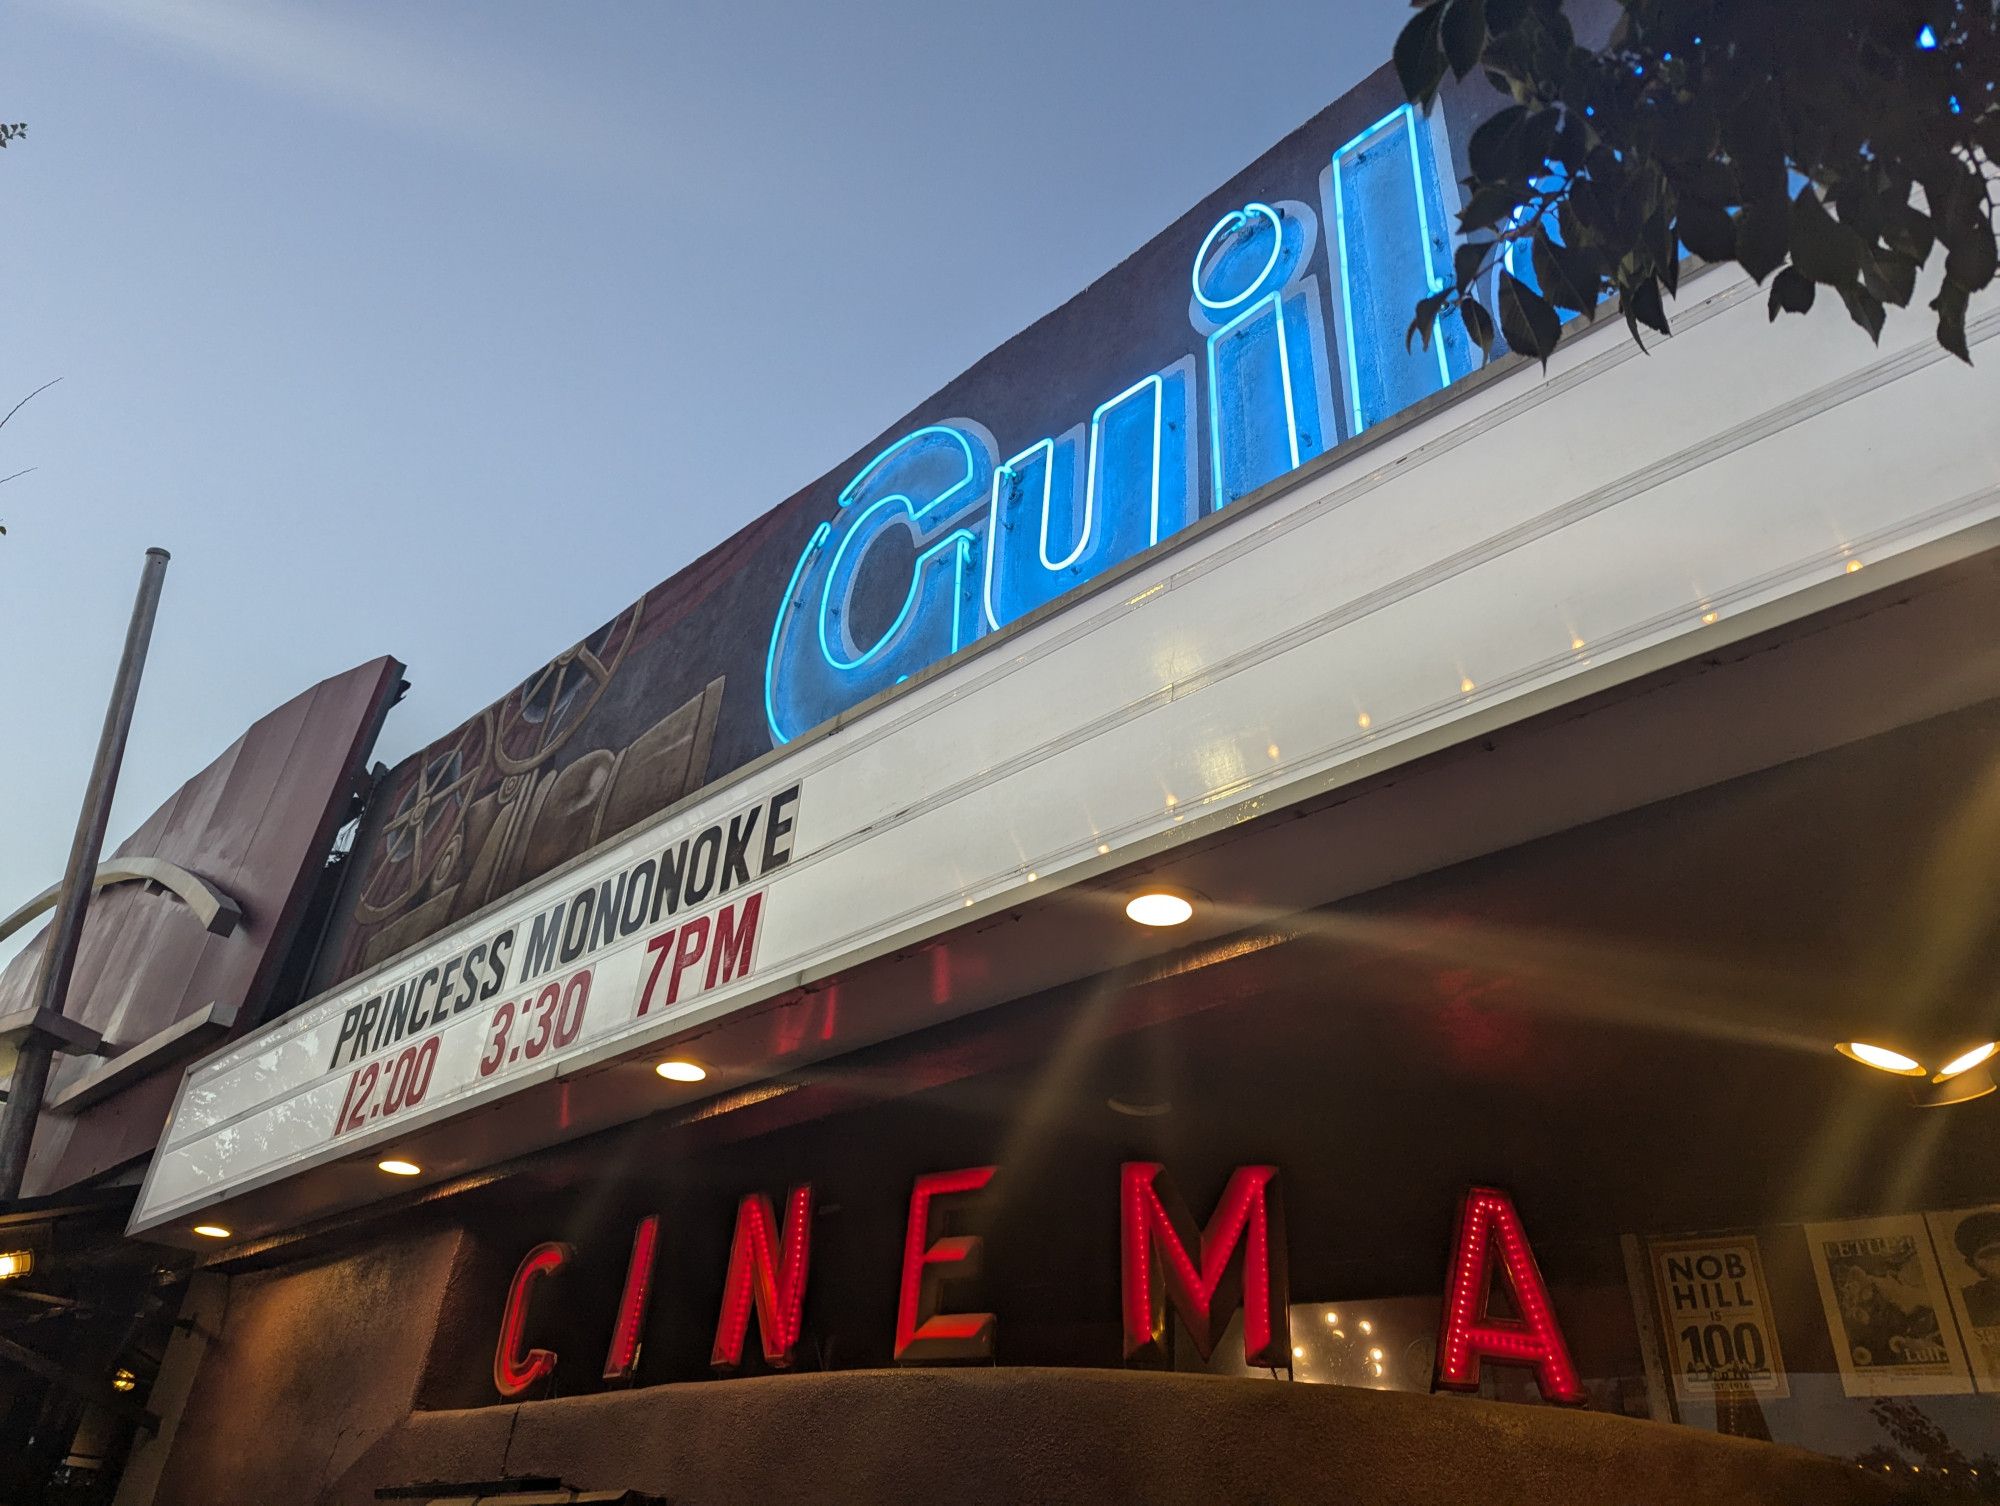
(1121, 1163), (1288, 1366)
(894, 1166), (996, 1362)
(711, 1185), (814, 1369)
(1435, 1186), (1584, 1404)
(494, 1241), (570, 1398)
(603, 1216), (660, 1382)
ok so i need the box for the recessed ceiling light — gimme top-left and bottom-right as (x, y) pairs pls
(377, 1158), (422, 1177)
(1125, 890), (1194, 927)
(655, 1059), (707, 1083)
(1837, 1041), (1926, 1076)
(1935, 1041), (1999, 1080)
(191, 1225), (232, 1240)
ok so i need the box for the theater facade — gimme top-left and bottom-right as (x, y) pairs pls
(7, 47), (1999, 1506)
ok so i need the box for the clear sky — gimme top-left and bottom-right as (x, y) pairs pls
(0, 0), (1403, 964)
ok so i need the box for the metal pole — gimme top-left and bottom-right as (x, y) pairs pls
(0, 548), (169, 1201)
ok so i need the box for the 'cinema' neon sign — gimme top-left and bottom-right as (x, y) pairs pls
(492, 1167), (1584, 1407)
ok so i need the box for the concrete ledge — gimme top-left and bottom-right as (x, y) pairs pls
(358, 1368), (1892, 1506)
(49, 1001), (239, 1113)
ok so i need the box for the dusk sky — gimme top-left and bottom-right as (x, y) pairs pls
(1, 0), (1403, 961)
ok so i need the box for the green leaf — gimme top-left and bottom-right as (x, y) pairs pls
(1467, 104), (1528, 182)
(1530, 224), (1590, 312)
(1735, 196), (1790, 283)
(1767, 267), (1816, 319)
(1836, 282), (1886, 345)
(1457, 181), (1527, 234)
(1454, 239), (1494, 291)
(1460, 294), (1497, 355)
(1407, 290), (1451, 352)
(1677, 198), (1735, 264)
(1497, 270), (1562, 364)
(1622, 277), (1671, 347)
(1484, 0), (1531, 31)
(1932, 279), (1971, 364)
(1861, 249), (1917, 309)
(1945, 221), (1997, 293)
(1642, 207), (1678, 293)
(1442, 0), (1488, 79)
(1883, 204), (1935, 265)
(1394, 4), (1450, 105)
(1789, 190), (1862, 286)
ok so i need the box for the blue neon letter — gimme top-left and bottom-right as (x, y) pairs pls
(1322, 105), (1475, 435)
(765, 423), (995, 744)
(1192, 202), (1337, 508)
(983, 360), (1195, 631)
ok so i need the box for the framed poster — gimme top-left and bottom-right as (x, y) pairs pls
(1649, 1234), (1789, 1400)
(1925, 1206), (2000, 1393)
(1804, 1215), (1972, 1397)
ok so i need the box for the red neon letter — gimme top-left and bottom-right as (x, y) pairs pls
(1435, 1186), (1584, 1404)
(636, 929), (676, 1016)
(602, 1216), (660, 1382)
(1121, 1163), (1288, 1366)
(706, 892), (763, 990)
(711, 1185), (814, 1370)
(493, 1241), (570, 1398)
(894, 1166), (996, 1362)
(668, 915), (712, 1004)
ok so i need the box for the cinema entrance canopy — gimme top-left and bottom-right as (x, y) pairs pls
(128, 557), (2000, 1504)
(131, 274), (2000, 1251)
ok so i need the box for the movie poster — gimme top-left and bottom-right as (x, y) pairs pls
(1925, 1206), (2000, 1393)
(1649, 1234), (1789, 1400)
(1804, 1216), (1972, 1397)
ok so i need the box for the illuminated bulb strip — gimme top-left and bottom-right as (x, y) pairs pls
(711, 1186), (814, 1369)
(1434, 1187), (1583, 1405)
(1120, 1162), (1285, 1366)
(894, 1166), (998, 1361)
(603, 1215), (661, 1381)
(493, 1242), (570, 1398)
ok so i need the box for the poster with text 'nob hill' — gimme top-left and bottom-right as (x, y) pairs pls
(1647, 1234), (1789, 1402)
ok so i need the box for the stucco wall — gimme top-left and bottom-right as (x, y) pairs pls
(146, 1226), (467, 1506)
(352, 1368), (1894, 1506)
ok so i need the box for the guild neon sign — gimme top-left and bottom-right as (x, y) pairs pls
(491, 1168), (1582, 1406)
(764, 103), (1475, 746)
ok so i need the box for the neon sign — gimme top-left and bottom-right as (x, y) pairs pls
(764, 103), (1479, 746)
(1436, 1186), (1585, 1404)
(1121, 1161), (1289, 1367)
(492, 1169), (1583, 1406)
